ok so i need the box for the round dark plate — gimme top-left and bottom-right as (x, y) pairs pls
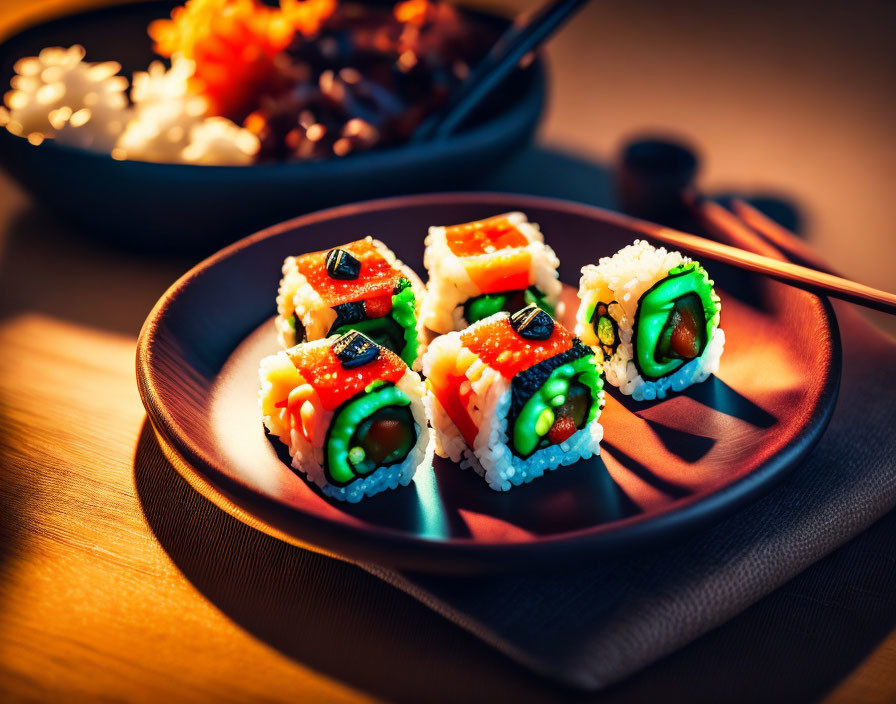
(0, 2), (544, 252)
(136, 193), (841, 573)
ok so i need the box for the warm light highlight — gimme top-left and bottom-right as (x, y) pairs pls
(148, 0), (336, 120)
(394, 0), (429, 25)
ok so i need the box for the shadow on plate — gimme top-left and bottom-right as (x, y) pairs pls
(638, 419), (717, 464)
(600, 440), (692, 500)
(267, 425), (640, 539)
(609, 376), (777, 430)
(427, 454), (640, 538)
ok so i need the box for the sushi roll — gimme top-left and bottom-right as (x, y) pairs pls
(420, 212), (562, 334)
(276, 237), (425, 369)
(423, 304), (604, 491)
(576, 239), (724, 401)
(259, 330), (434, 502)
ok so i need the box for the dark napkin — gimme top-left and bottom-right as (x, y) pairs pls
(363, 228), (896, 691)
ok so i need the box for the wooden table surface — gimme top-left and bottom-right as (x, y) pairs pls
(1, 1), (894, 702)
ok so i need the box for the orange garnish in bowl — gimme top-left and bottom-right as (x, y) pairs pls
(149, 0), (335, 121)
(394, 0), (430, 25)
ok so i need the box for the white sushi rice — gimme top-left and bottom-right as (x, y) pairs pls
(576, 239), (724, 401)
(275, 237), (426, 369)
(423, 317), (604, 492)
(260, 347), (433, 502)
(420, 212), (563, 334)
(1, 48), (258, 163)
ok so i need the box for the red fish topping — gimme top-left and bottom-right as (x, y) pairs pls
(444, 215), (529, 257)
(294, 237), (402, 307)
(441, 216), (534, 294)
(288, 340), (406, 409)
(364, 294), (393, 318)
(427, 374), (479, 447)
(460, 314), (575, 379)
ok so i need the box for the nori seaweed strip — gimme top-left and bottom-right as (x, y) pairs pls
(509, 304), (554, 341)
(288, 313), (308, 344)
(508, 338), (592, 421)
(326, 248), (361, 279)
(333, 330), (380, 369)
(327, 301), (367, 335)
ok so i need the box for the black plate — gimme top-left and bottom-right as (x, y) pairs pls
(0, 2), (544, 251)
(136, 193), (841, 573)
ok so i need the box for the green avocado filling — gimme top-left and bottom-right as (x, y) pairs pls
(389, 280), (419, 366)
(512, 356), (602, 458)
(463, 286), (554, 325)
(331, 279), (418, 367)
(633, 262), (720, 380)
(325, 382), (415, 486)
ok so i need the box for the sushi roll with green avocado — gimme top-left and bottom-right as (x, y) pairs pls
(259, 331), (433, 502)
(276, 237), (425, 370)
(424, 304), (605, 492)
(420, 212), (562, 334)
(576, 239), (724, 401)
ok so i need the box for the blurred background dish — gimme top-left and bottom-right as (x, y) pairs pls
(0, 0), (545, 251)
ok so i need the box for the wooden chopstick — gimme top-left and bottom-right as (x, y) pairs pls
(729, 198), (836, 275)
(632, 200), (896, 315)
(412, 0), (591, 142)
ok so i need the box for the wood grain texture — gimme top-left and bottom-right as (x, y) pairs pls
(0, 315), (639, 704)
(0, 0), (894, 701)
(0, 316), (375, 704)
(824, 631), (896, 704)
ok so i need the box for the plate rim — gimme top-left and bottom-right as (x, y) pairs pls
(136, 192), (842, 572)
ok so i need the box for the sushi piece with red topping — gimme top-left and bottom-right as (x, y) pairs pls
(423, 304), (605, 491)
(260, 330), (433, 502)
(420, 212), (563, 334)
(276, 236), (425, 369)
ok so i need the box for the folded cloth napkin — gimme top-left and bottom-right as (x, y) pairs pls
(364, 217), (896, 690)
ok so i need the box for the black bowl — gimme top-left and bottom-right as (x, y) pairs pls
(0, 1), (545, 252)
